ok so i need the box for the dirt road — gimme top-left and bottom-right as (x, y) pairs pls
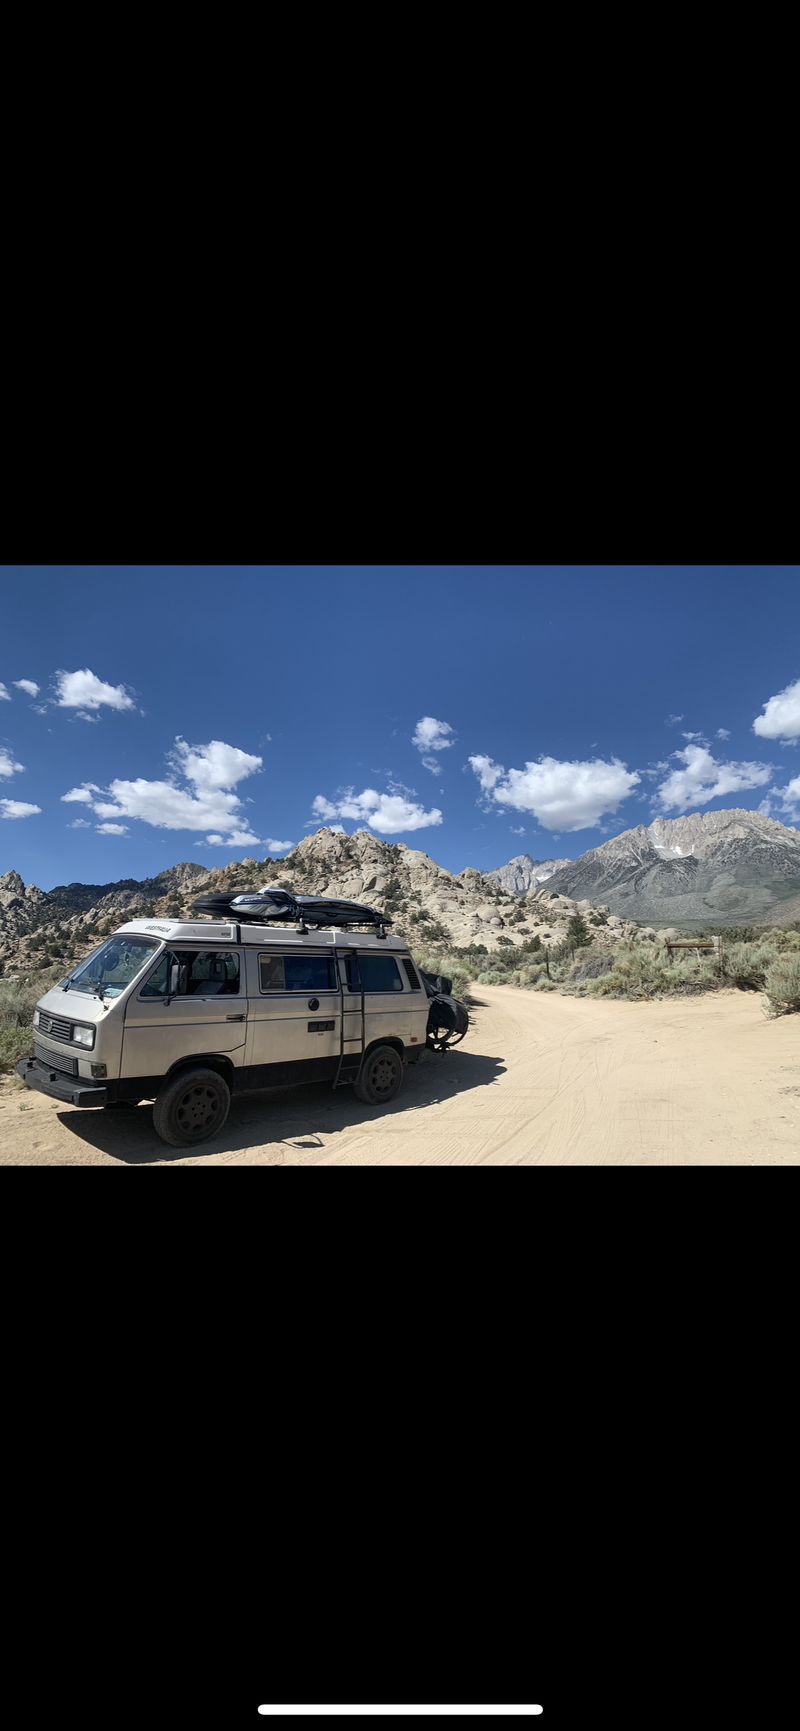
(2, 985), (799, 1164)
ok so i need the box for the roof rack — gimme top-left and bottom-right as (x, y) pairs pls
(191, 889), (392, 938)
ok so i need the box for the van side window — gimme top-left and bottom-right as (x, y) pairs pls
(141, 950), (240, 997)
(401, 957), (422, 991)
(188, 952), (240, 995)
(259, 954), (338, 993)
(359, 954), (404, 992)
(141, 952), (171, 997)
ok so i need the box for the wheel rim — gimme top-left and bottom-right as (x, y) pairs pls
(370, 1055), (398, 1097)
(175, 1084), (224, 1136)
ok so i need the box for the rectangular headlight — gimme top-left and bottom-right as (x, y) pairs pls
(33, 1008), (41, 1029)
(72, 1024), (95, 1049)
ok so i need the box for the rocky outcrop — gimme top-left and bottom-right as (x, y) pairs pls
(484, 853), (572, 894)
(0, 870), (50, 951)
(177, 829), (614, 956)
(0, 831), (636, 977)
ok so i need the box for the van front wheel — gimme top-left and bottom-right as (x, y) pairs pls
(153, 1067), (231, 1148)
(354, 1045), (404, 1105)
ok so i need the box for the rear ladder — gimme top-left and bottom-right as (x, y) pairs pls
(333, 952), (365, 1089)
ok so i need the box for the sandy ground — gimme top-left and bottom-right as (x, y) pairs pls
(1, 985), (799, 1165)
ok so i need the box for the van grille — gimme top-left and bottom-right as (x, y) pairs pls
(34, 1040), (78, 1076)
(38, 1012), (73, 1042)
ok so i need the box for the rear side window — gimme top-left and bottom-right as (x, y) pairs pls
(401, 957), (422, 991)
(358, 954), (404, 993)
(259, 954), (338, 993)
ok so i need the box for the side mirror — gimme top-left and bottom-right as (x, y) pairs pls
(169, 960), (183, 996)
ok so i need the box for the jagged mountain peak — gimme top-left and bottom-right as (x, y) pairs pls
(485, 853), (572, 894)
(542, 807), (800, 927)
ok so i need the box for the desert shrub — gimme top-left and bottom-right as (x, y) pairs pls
(516, 963), (545, 987)
(568, 950), (615, 984)
(0, 967), (63, 1073)
(532, 975), (556, 991)
(584, 942), (717, 1000)
(764, 954), (800, 1016)
(722, 942), (773, 990)
(566, 914), (592, 948)
(0, 1024), (33, 1069)
(0, 979), (43, 1027)
(495, 935), (514, 947)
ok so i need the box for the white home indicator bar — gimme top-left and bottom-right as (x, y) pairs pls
(258, 1711), (543, 1718)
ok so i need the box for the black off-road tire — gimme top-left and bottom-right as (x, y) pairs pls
(152, 1067), (231, 1148)
(353, 1044), (404, 1106)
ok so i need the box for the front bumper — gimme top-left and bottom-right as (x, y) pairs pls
(16, 1054), (108, 1108)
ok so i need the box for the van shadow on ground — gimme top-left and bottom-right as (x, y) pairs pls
(55, 1047), (506, 1164)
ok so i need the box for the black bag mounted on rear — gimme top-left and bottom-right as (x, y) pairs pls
(426, 992), (469, 1046)
(419, 966), (453, 998)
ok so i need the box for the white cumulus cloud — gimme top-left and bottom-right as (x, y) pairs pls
(467, 754), (505, 793)
(55, 668), (136, 712)
(13, 679), (40, 697)
(768, 776), (800, 823)
(68, 818), (91, 829)
(200, 831), (293, 851)
(312, 787), (442, 835)
(61, 783), (101, 803)
(655, 745), (772, 812)
(412, 716), (455, 759)
(0, 748), (25, 779)
(169, 736), (262, 792)
(1, 799), (41, 819)
(716, 728), (730, 740)
(753, 677), (800, 741)
(468, 754), (640, 832)
(0, 683), (10, 701)
(96, 822), (128, 835)
(60, 737), (264, 843)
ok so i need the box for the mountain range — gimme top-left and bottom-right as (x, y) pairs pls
(3, 808), (800, 978)
(0, 832), (616, 976)
(537, 809), (800, 927)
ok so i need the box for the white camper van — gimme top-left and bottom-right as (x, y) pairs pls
(16, 893), (467, 1148)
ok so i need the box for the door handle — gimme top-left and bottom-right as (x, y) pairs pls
(226, 1013), (246, 1021)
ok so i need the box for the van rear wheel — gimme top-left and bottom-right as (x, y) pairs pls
(153, 1067), (231, 1148)
(354, 1045), (404, 1105)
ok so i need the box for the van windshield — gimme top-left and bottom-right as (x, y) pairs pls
(65, 936), (162, 1000)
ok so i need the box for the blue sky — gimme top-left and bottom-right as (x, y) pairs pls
(2, 565), (800, 889)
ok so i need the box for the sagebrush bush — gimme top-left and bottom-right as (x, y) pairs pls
(0, 966), (63, 1073)
(722, 942), (773, 989)
(583, 942), (718, 1000)
(0, 1024), (35, 1070)
(568, 950), (614, 984)
(764, 954), (800, 1016)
